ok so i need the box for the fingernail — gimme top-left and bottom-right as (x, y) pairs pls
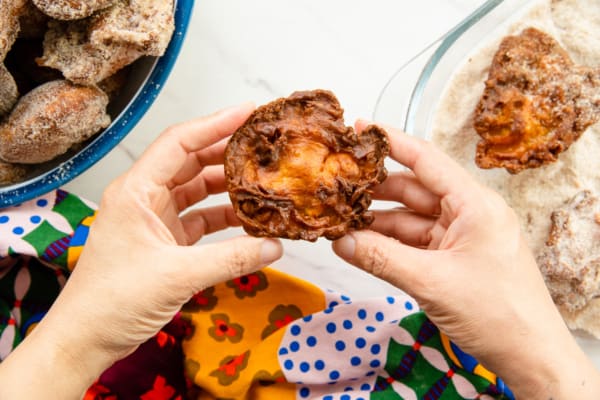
(260, 239), (282, 264)
(334, 234), (356, 260)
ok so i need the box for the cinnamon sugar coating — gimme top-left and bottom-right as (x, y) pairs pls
(0, 80), (110, 164)
(537, 190), (600, 312)
(225, 90), (390, 242)
(0, 0), (27, 61)
(31, 0), (116, 20)
(0, 64), (18, 117)
(474, 28), (600, 173)
(38, 0), (174, 85)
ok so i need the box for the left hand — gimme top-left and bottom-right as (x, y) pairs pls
(0, 104), (283, 398)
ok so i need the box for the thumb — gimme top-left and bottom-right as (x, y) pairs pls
(333, 230), (433, 299)
(175, 236), (283, 292)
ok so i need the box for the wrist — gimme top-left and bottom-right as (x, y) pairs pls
(500, 332), (600, 399)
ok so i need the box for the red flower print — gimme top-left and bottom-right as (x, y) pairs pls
(210, 351), (251, 386)
(140, 376), (176, 400)
(208, 313), (244, 343)
(261, 304), (303, 339)
(183, 287), (218, 311)
(226, 271), (268, 298)
(84, 382), (116, 400)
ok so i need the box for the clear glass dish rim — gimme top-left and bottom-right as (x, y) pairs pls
(377, 0), (505, 134)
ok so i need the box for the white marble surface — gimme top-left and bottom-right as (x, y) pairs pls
(64, 0), (600, 367)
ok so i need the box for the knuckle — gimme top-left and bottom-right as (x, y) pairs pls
(361, 242), (392, 278)
(225, 247), (257, 277)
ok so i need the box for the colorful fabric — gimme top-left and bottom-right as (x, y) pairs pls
(0, 190), (514, 400)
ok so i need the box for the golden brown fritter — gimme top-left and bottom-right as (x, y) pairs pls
(0, 64), (18, 117)
(537, 190), (600, 312)
(0, 80), (110, 164)
(225, 90), (390, 242)
(38, 0), (174, 85)
(474, 27), (600, 173)
(31, 0), (116, 20)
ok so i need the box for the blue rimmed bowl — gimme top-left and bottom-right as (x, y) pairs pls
(0, 0), (195, 207)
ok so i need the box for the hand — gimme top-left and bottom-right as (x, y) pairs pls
(333, 122), (600, 399)
(0, 104), (283, 398)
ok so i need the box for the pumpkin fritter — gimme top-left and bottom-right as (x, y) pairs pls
(225, 90), (389, 241)
(474, 27), (600, 173)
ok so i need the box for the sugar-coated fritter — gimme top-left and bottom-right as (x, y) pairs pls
(537, 190), (600, 312)
(38, 0), (174, 85)
(0, 160), (28, 185)
(31, 0), (116, 20)
(225, 90), (390, 242)
(474, 28), (600, 173)
(0, 0), (27, 61)
(0, 80), (110, 164)
(0, 64), (18, 117)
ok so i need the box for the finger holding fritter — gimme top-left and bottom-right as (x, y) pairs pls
(0, 80), (111, 164)
(31, 0), (116, 20)
(0, 64), (18, 118)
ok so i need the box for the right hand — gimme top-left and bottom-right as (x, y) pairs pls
(333, 122), (600, 399)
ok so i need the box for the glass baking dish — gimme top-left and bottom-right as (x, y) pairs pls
(373, 0), (600, 367)
(373, 0), (536, 139)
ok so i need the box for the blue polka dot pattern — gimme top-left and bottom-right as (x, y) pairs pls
(300, 362), (310, 372)
(355, 338), (366, 349)
(279, 347), (288, 355)
(0, 216), (8, 223)
(12, 227), (24, 235)
(277, 293), (420, 400)
(36, 199), (48, 207)
(30, 215), (41, 224)
(371, 344), (381, 355)
(299, 387), (310, 397)
(323, 396), (333, 400)
(341, 395), (350, 400)
(405, 301), (414, 310)
(341, 295), (351, 301)
(326, 322), (336, 333)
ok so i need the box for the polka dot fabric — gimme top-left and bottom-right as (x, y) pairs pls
(278, 296), (419, 399)
(0, 191), (515, 400)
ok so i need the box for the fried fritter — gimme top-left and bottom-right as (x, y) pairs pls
(0, 160), (28, 185)
(0, 64), (18, 117)
(225, 90), (390, 242)
(31, 0), (116, 20)
(0, 80), (110, 164)
(38, 0), (174, 85)
(0, 0), (27, 61)
(474, 27), (600, 173)
(537, 190), (600, 312)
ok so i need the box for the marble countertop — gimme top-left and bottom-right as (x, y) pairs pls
(64, 0), (600, 367)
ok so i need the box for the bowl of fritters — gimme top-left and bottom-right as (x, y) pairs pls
(0, 0), (194, 207)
